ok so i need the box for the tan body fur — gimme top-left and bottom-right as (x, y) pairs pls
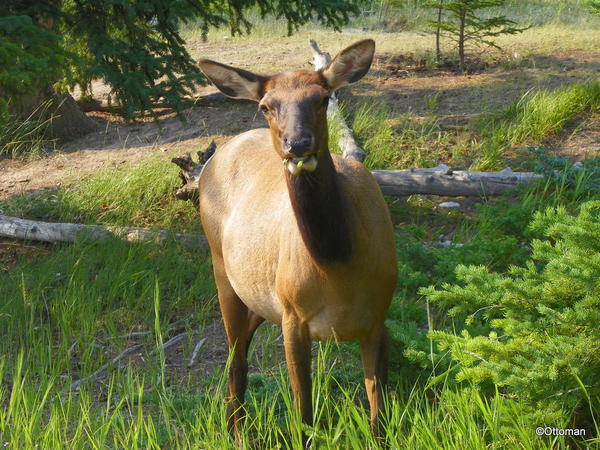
(200, 128), (396, 341)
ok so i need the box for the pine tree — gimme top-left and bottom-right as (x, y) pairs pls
(422, 201), (600, 426)
(426, 0), (528, 72)
(1, 0), (359, 139)
(586, 0), (600, 14)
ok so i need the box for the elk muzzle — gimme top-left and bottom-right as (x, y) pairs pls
(285, 154), (318, 175)
(282, 135), (318, 175)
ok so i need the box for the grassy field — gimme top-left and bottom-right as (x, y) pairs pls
(2, 1), (600, 448)
(2, 168), (598, 448)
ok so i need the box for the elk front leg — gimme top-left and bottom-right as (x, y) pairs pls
(282, 313), (313, 429)
(360, 325), (389, 436)
(217, 289), (248, 434)
(213, 257), (263, 437)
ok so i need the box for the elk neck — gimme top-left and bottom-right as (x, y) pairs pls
(284, 144), (353, 265)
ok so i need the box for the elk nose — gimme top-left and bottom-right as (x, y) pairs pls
(282, 135), (314, 157)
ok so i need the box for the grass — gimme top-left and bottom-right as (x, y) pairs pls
(2, 149), (600, 448)
(473, 80), (600, 170)
(351, 100), (398, 169)
(1, 285), (594, 450)
(338, 99), (453, 170)
(0, 155), (199, 232)
(0, 236), (215, 446)
(0, 101), (54, 159)
(3, 2), (600, 447)
(334, 79), (600, 172)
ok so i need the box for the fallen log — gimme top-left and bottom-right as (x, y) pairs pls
(0, 214), (207, 248)
(172, 151), (543, 199)
(372, 165), (543, 197)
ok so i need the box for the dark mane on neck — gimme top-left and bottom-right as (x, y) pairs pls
(285, 153), (353, 265)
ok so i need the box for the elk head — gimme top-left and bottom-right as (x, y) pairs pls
(198, 39), (375, 176)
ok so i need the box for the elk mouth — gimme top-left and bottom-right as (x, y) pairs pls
(285, 154), (318, 175)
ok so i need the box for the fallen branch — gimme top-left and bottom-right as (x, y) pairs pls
(70, 344), (143, 392)
(372, 165), (543, 197)
(0, 214), (207, 248)
(173, 156), (542, 198)
(151, 332), (190, 355)
(188, 337), (207, 368)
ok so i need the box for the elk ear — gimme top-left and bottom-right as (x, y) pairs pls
(198, 59), (267, 101)
(322, 39), (375, 91)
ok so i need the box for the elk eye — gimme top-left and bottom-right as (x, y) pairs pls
(259, 104), (269, 114)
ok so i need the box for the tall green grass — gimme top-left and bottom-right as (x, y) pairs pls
(474, 80), (600, 170)
(0, 101), (54, 159)
(0, 236), (216, 445)
(342, 99), (452, 170)
(0, 155), (199, 232)
(0, 239), (214, 351)
(3, 321), (592, 448)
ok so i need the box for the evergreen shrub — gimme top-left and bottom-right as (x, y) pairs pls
(422, 201), (600, 425)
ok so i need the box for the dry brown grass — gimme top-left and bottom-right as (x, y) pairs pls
(184, 25), (600, 74)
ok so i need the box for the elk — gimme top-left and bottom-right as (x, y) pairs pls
(197, 40), (397, 440)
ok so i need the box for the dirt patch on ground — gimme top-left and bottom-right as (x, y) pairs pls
(70, 310), (289, 399)
(0, 89), (264, 200)
(542, 112), (600, 160)
(364, 49), (600, 127)
(0, 239), (51, 272)
(2, 40), (599, 201)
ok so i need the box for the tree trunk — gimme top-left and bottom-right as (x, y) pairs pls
(51, 91), (99, 140)
(458, 10), (466, 73)
(435, 0), (444, 64)
(9, 86), (98, 141)
(8, 0), (98, 141)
